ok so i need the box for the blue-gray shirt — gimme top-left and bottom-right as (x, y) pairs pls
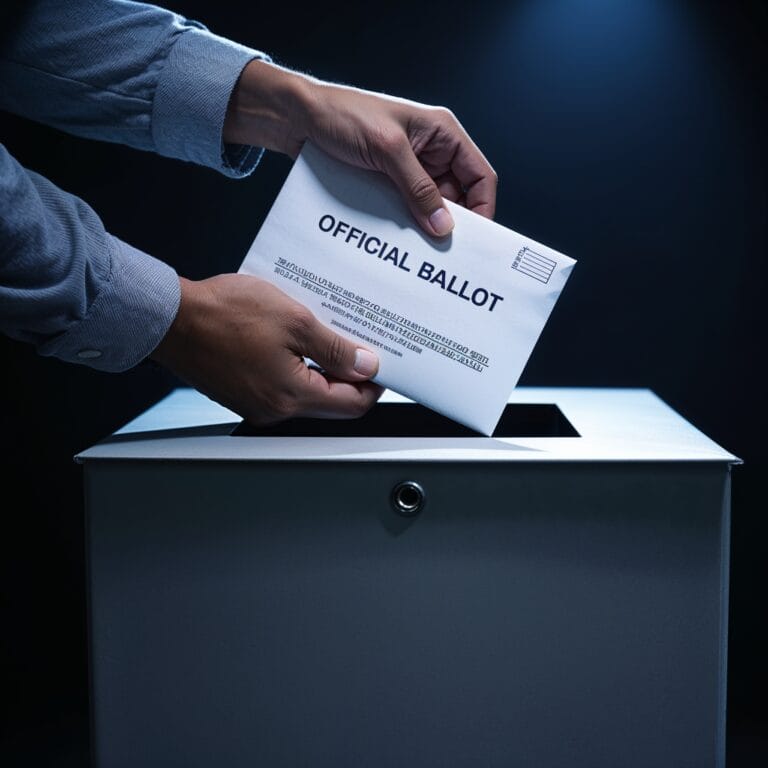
(0, 0), (268, 371)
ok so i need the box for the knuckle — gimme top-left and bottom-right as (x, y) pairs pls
(286, 305), (315, 339)
(426, 105), (458, 129)
(408, 176), (438, 206)
(325, 333), (348, 370)
(434, 105), (456, 123)
(375, 129), (408, 158)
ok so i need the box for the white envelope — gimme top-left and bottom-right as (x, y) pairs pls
(239, 144), (576, 435)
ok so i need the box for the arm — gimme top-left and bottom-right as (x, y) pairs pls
(0, 0), (268, 177)
(0, 0), (262, 371)
(0, 3), (383, 422)
(0, 142), (179, 371)
(2, 3), (496, 425)
(0, 144), (382, 420)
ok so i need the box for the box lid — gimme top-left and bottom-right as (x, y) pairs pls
(76, 387), (740, 464)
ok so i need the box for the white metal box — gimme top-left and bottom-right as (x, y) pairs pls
(78, 387), (738, 767)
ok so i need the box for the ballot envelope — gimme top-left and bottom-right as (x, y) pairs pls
(239, 143), (576, 435)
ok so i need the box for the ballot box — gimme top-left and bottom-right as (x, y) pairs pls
(77, 387), (738, 768)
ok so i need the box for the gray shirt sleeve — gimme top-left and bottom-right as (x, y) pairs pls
(0, 0), (270, 176)
(0, 0), (270, 371)
(1, 144), (181, 371)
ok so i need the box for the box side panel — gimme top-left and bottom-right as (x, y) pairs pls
(717, 470), (732, 767)
(86, 461), (730, 768)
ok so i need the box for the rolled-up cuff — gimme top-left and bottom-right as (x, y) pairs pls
(152, 26), (270, 178)
(38, 237), (181, 372)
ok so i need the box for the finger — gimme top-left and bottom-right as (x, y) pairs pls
(450, 140), (497, 219)
(293, 313), (379, 381)
(297, 372), (384, 419)
(383, 140), (455, 237)
(434, 170), (464, 203)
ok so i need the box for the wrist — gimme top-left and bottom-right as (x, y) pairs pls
(150, 277), (204, 367)
(224, 59), (317, 156)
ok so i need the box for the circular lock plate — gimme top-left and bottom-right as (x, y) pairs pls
(390, 480), (426, 516)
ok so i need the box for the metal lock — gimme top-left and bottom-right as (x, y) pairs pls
(390, 480), (426, 517)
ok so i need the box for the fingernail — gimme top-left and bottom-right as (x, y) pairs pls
(354, 348), (378, 377)
(429, 207), (454, 236)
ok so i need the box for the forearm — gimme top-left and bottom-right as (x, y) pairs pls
(0, 144), (179, 371)
(223, 59), (316, 157)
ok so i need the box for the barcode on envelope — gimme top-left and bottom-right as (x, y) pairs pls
(512, 247), (556, 284)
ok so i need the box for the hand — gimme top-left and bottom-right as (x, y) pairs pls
(224, 60), (497, 237)
(151, 274), (383, 426)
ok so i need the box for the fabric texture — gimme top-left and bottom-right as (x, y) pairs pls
(0, 0), (269, 371)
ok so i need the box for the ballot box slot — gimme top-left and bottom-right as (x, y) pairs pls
(230, 403), (580, 438)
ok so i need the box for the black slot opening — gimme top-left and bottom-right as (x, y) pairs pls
(231, 403), (579, 438)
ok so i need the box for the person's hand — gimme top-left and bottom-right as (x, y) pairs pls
(151, 274), (383, 426)
(172, 61), (494, 426)
(224, 60), (497, 237)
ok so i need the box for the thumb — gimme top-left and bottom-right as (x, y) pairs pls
(384, 142), (455, 237)
(296, 314), (379, 381)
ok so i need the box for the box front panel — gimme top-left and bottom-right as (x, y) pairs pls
(86, 461), (729, 768)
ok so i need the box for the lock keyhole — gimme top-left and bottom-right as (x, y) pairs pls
(391, 481), (426, 516)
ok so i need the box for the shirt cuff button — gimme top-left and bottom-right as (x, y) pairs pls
(77, 349), (103, 360)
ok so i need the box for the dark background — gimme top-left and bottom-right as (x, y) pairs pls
(1, 0), (765, 764)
